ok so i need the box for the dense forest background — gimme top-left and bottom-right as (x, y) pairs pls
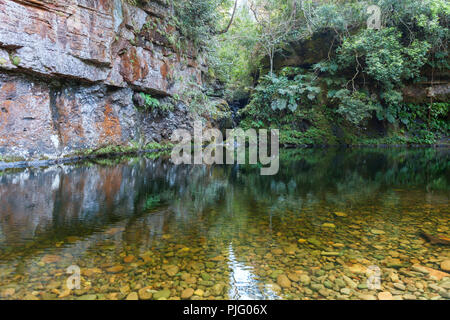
(143, 0), (449, 146)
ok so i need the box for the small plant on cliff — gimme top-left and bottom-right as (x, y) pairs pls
(10, 55), (20, 66)
(140, 92), (160, 110)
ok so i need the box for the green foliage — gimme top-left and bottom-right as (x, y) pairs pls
(329, 89), (380, 125)
(245, 68), (321, 116)
(143, 195), (161, 211)
(337, 28), (430, 90)
(10, 55), (20, 66)
(140, 92), (160, 109)
(231, 0), (448, 137)
(211, 7), (259, 100)
(172, 0), (232, 46)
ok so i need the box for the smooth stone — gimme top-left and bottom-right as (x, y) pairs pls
(277, 275), (291, 288)
(411, 264), (429, 274)
(201, 272), (211, 281)
(287, 273), (300, 282)
(300, 274), (311, 285)
(378, 292), (393, 300)
(310, 283), (324, 291)
(126, 292), (138, 300)
(165, 265), (179, 277)
(106, 266), (124, 273)
(340, 288), (351, 295)
(194, 289), (204, 297)
(393, 283), (406, 291)
(321, 251), (340, 256)
(198, 280), (214, 287)
(212, 283), (225, 296)
(307, 237), (321, 247)
(41, 254), (62, 264)
(357, 283), (368, 290)
(335, 278), (346, 288)
(181, 288), (194, 299)
(153, 289), (171, 300)
(334, 212), (347, 217)
(324, 280), (333, 289)
(319, 288), (330, 297)
(348, 264), (367, 274)
(441, 260), (450, 272)
(359, 294), (377, 300)
(138, 287), (153, 300)
(342, 275), (358, 289)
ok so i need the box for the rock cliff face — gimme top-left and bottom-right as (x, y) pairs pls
(0, 0), (205, 160)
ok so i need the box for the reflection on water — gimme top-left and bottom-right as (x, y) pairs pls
(0, 148), (448, 300)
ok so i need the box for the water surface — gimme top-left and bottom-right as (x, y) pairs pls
(0, 148), (449, 300)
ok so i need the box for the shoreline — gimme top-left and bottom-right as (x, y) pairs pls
(1, 144), (449, 171)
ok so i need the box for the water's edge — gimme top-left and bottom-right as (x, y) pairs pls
(1, 144), (448, 171)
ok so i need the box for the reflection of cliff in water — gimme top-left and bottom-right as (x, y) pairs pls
(0, 159), (226, 257)
(0, 148), (448, 259)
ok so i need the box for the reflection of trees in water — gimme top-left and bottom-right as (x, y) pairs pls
(232, 148), (449, 209)
(0, 148), (447, 259)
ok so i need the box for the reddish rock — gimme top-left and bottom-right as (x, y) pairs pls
(0, 0), (205, 161)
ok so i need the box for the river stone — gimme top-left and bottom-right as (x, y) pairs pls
(342, 275), (358, 289)
(126, 292), (138, 300)
(212, 283), (225, 296)
(441, 260), (450, 272)
(319, 288), (330, 297)
(359, 294), (377, 300)
(378, 292), (393, 300)
(154, 289), (171, 300)
(181, 288), (194, 299)
(138, 287), (153, 300)
(393, 283), (406, 291)
(1, 288), (15, 297)
(334, 212), (347, 217)
(201, 272), (211, 281)
(194, 289), (204, 297)
(412, 265), (429, 274)
(41, 254), (62, 264)
(340, 288), (351, 295)
(348, 264), (367, 274)
(106, 266), (124, 273)
(321, 251), (340, 256)
(165, 265), (179, 276)
(310, 283), (324, 291)
(300, 274), (311, 285)
(307, 237), (321, 247)
(277, 275), (291, 288)
(335, 278), (346, 288)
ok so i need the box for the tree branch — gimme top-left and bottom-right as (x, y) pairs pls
(214, 0), (238, 35)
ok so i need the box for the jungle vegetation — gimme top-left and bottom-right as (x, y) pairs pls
(136, 0), (450, 145)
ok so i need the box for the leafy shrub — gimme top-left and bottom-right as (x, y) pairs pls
(248, 68), (321, 115)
